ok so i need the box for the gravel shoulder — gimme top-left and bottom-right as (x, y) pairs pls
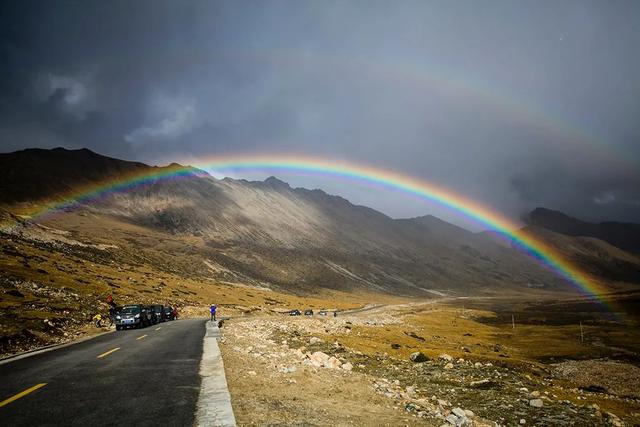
(220, 303), (640, 426)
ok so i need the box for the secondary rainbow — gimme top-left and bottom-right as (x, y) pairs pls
(4, 154), (614, 311)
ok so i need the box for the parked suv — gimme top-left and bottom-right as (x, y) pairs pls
(289, 309), (301, 316)
(152, 305), (165, 322)
(144, 306), (157, 325)
(163, 306), (175, 321)
(115, 305), (148, 330)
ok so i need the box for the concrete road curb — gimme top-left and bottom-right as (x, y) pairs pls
(195, 321), (236, 427)
(0, 329), (115, 366)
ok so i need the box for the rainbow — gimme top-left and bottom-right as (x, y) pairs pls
(3, 154), (617, 313)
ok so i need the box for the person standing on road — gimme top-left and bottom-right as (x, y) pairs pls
(107, 306), (116, 327)
(210, 304), (217, 321)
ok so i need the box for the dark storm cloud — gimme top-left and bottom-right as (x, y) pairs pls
(1, 0), (639, 225)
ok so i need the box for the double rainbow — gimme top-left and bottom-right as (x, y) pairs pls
(3, 154), (615, 312)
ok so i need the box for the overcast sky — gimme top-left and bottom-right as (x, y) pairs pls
(1, 0), (639, 227)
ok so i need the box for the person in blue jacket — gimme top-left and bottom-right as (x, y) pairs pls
(210, 304), (217, 321)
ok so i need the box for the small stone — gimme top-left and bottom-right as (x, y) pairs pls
(464, 410), (474, 417)
(530, 391), (540, 397)
(439, 353), (453, 362)
(470, 379), (496, 389)
(341, 362), (353, 371)
(444, 363), (454, 370)
(309, 337), (323, 344)
(280, 366), (297, 374)
(247, 371), (257, 376)
(519, 419), (526, 425)
(529, 399), (544, 408)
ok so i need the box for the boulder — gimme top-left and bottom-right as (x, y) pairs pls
(410, 351), (429, 363)
(605, 412), (624, 427)
(310, 351), (330, 367)
(341, 362), (353, 371)
(529, 399), (543, 408)
(324, 356), (342, 369)
(452, 408), (466, 418)
(309, 337), (323, 345)
(445, 414), (458, 425)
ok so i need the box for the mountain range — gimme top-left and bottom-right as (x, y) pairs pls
(1, 147), (638, 296)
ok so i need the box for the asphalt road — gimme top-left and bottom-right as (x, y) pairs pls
(0, 318), (207, 426)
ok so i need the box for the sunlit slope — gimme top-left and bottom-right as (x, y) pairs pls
(3, 147), (637, 296)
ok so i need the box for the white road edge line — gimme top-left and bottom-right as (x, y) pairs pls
(195, 321), (236, 427)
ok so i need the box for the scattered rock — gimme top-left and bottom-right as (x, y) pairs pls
(341, 362), (353, 371)
(444, 363), (454, 370)
(405, 402), (418, 412)
(309, 337), (323, 345)
(439, 353), (453, 362)
(280, 366), (297, 374)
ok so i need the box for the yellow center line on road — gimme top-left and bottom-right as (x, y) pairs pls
(155, 327), (161, 331)
(97, 347), (120, 359)
(136, 334), (148, 340)
(0, 383), (47, 408)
